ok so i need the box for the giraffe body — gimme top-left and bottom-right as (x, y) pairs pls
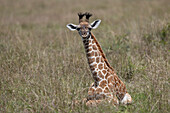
(67, 12), (132, 106)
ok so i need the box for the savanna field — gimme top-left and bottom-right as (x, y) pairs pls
(0, 0), (170, 112)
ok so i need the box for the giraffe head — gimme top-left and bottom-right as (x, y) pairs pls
(66, 12), (101, 38)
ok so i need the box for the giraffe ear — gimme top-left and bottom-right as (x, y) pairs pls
(66, 23), (78, 31)
(91, 20), (101, 29)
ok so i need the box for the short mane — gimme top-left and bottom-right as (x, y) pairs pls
(91, 33), (115, 73)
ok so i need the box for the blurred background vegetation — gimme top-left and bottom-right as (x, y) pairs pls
(0, 0), (169, 112)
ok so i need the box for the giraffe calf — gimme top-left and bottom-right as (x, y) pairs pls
(67, 12), (132, 107)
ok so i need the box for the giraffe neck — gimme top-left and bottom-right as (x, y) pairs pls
(82, 33), (128, 101)
(82, 33), (113, 82)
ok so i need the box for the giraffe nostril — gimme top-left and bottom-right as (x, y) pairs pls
(82, 32), (86, 35)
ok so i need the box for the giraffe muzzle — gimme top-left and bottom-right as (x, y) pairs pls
(81, 31), (88, 37)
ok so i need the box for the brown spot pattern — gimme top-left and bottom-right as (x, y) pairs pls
(107, 69), (110, 72)
(92, 40), (95, 44)
(86, 48), (92, 52)
(96, 57), (100, 63)
(108, 84), (114, 92)
(104, 87), (110, 93)
(87, 51), (95, 57)
(105, 72), (111, 79)
(93, 63), (97, 68)
(99, 80), (107, 88)
(96, 88), (102, 93)
(104, 64), (107, 69)
(92, 45), (97, 50)
(88, 40), (92, 43)
(90, 64), (96, 71)
(106, 94), (111, 97)
(88, 88), (95, 95)
(88, 58), (95, 64)
(114, 76), (118, 81)
(108, 76), (114, 84)
(101, 58), (104, 63)
(100, 94), (106, 99)
(98, 71), (104, 79)
(102, 70), (106, 74)
(98, 63), (103, 70)
(116, 88), (119, 92)
(93, 76), (101, 81)
(95, 52), (98, 56)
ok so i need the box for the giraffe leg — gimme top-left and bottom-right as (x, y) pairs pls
(86, 99), (103, 106)
(71, 97), (88, 109)
(105, 94), (119, 107)
(72, 82), (95, 107)
(85, 96), (119, 107)
(111, 96), (119, 106)
(72, 97), (88, 105)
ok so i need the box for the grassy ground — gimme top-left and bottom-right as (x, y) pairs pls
(0, 0), (170, 112)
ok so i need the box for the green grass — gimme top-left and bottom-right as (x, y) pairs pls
(0, 0), (170, 112)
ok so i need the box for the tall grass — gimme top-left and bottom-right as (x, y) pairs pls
(0, 0), (169, 112)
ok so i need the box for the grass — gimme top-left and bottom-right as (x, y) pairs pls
(0, 0), (170, 112)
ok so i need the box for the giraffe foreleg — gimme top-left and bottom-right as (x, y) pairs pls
(105, 93), (119, 106)
(85, 97), (119, 107)
(86, 99), (103, 106)
(110, 96), (119, 106)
